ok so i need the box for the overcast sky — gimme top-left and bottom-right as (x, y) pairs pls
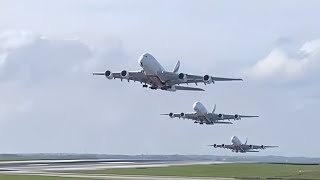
(0, 0), (320, 157)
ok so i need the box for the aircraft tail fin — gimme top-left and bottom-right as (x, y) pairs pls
(212, 104), (216, 113)
(173, 61), (180, 73)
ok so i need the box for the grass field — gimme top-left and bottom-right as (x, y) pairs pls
(0, 174), (84, 180)
(83, 163), (320, 179)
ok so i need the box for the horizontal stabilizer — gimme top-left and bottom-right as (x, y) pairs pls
(215, 121), (233, 124)
(175, 86), (205, 91)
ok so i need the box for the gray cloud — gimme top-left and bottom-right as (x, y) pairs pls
(0, 31), (93, 83)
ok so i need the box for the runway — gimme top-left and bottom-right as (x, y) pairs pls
(0, 159), (234, 180)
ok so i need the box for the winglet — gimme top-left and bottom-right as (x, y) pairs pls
(173, 61), (180, 73)
(212, 104), (216, 113)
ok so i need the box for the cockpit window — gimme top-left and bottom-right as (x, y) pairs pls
(140, 62), (143, 67)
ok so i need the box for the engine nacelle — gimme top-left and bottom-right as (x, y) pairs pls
(120, 70), (130, 79)
(213, 144), (217, 148)
(234, 114), (241, 120)
(169, 112), (174, 118)
(261, 145), (265, 149)
(104, 70), (114, 80)
(218, 114), (224, 119)
(249, 145), (253, 149)
(178, 73), (188, 82)
(203, 75), (214, 84)
(180, 112), (186, 118)
(222, 144), (225, 148)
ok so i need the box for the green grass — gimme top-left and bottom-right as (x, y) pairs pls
(0, 174), (86, 180)
(83, 163), (320, 179)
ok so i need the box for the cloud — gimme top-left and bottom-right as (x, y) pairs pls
(274, 37), (293, 46)
(245, 39), (320, 81)
(0, 30), (95, 84)
(0, 30), (146, 153)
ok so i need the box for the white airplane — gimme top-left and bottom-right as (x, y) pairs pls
(208, 136), (279, 153)
(161, 101), (258, 125)
(93, 53), (242, 91)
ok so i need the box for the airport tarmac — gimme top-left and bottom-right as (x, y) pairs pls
(0, 159), (234, 180)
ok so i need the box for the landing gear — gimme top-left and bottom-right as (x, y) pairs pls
(142, 84), (148, 88)
(200, 122), (203, 125)
(149, 86), (157, 90)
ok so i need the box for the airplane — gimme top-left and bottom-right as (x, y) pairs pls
(93, 53), (242, 91)
(161, 101), (258, 125)
(208, 136), (279, 153)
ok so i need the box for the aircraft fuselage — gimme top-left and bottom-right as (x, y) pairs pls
(138, 53), (168, 88)
(192, 101), (213, 124)
(231, 136), (249, 153)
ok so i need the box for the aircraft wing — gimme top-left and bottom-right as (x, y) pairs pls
(160, 72), (242, 86)
(208, 144), (234, 149)
(185, 74), (243, 82)
(160, 113), (198, 121)
(93, 71), (151, 84)
(216, 114), (259, 120)
(250, 145), (279, 150)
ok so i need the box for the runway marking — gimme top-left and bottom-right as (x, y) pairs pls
(1, 171), (236, 180)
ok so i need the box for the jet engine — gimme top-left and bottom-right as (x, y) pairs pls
(120, 70), (130, 79)
(180, 112), (186, 118)
(234, 114), (241, 120)
(218, 114), (224, 119)
(261, 145), (265, 149)
(169, 112), (174, 118)
(104, 70), (114, 79)
(203, 75), (214, 84)
(222, 144), (225, 148)
(178, 73), (188, 82)
(213, 144), (217, 148)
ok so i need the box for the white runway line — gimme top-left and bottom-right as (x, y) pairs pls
(0, 160), (235, 179)
(2, 172), (236, 180)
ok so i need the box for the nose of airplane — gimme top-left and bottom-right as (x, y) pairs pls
(231, 136), (236, 142)
(138, 53), (151, 66)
